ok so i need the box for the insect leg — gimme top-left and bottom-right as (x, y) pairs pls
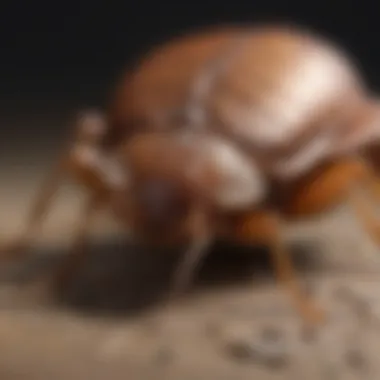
(269, 228), (325, 325)
(167, 202), (213, 300)
(0, 157), (68, 261)
(349, 179), (380, 247)
(238, 211), (325, 325)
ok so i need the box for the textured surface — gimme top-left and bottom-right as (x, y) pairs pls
(2, 128), (380, 379)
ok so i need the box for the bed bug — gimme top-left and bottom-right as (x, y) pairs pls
(2, 24), (380, 325)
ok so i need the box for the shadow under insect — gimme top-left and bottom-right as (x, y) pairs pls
(0, 237), (322, 317)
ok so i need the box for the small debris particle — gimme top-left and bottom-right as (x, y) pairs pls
(258, 334), (289, 370)
(345, 348), (367, 370)
(154, 346), (176, 366)
(225, 339), (257, 361)
(223, 328), (288, 369)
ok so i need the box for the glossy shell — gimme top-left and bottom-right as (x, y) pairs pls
(107, 24), (369, 179)
(122, 131), (267, 210)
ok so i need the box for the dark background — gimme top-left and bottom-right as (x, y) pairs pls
(0, 0), (378, 150)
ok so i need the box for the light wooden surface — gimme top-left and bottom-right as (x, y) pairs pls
(2, 139), (380, 379)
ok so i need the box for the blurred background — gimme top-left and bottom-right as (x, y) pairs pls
(1, 0), (379, 143)
(1, 1), (380, 379)
(1, 1), (379, 157)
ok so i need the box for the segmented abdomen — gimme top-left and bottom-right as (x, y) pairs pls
(108, 25), (368, 178)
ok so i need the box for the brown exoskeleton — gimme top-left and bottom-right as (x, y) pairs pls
(3, 24), (380, 325)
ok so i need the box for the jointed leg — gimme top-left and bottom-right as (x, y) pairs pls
(282, 157), (380, 258)
(237, 211), (325, 325)
(168, 202), (212, 301)
(1, 110), (113, 265)
(349, 181), (380, 247)
(269, 233), (325, 324)
(0, 158), (68, 261)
